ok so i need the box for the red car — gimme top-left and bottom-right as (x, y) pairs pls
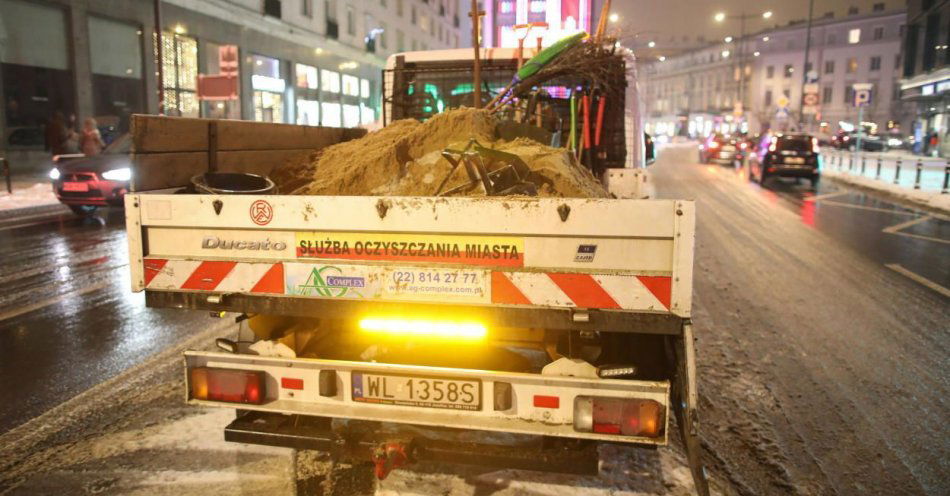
(49, 134), (131, 215)
(698, 134), (748, 165)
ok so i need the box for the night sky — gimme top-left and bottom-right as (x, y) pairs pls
(610, 0), (906, 54)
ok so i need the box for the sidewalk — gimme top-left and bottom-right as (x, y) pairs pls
(820, 148), (950, 213)
(0, 175), (69, 220)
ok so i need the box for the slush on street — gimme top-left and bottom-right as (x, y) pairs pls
(0, 0), (947, 495)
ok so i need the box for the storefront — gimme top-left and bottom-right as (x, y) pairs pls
(198, 42), (240, 120)
(295, 63), (319, 126)
(320, 68), (342, 127)
(0, 0), (75, 146)
(900, 69), (950, 156)
(251, 54), (288, 123)
(160, 31), (199, 117)
(88, 16), (145, 136)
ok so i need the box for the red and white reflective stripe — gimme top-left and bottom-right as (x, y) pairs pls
(491, 272), (671, 311)
(143, 258), (669, 311)
(144, 259), (284, 294)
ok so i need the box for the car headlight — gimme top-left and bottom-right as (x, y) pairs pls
(49, 168), (61, 180)
(102, 167), (132, 181)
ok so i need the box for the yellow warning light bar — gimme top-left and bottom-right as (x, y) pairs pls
(358, 318), (487, 340)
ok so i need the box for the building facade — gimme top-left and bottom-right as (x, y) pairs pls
(481, 0), (605, 49)
(642, 7), (912, 139)
(899, 0), (950, 156)
(0, 0), (466, 163)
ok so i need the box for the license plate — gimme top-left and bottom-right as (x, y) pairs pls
(784, 157), (805, 164)
(62, 182), (89, 192)
(352, 372), (481, 411)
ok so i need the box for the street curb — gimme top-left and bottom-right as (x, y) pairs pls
(0, 202), (70, 222)
(822, 173), (950, 216)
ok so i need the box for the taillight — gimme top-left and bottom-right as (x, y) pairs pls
(190, 367), (265, 404)
(573, 397), (665, 438)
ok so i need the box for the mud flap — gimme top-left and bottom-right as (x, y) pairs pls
(673, 322), (710, 496)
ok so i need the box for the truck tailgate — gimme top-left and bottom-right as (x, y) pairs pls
(127, 195), (694, 326)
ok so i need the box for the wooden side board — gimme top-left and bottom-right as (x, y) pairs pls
(130, 114), (367, 191)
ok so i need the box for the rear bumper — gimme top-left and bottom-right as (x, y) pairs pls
(185, 351), (671, 446)
(226, 410), (602, 474)
(767, 165), (819, 178)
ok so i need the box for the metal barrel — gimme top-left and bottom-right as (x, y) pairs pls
(191, 172), (276, 195)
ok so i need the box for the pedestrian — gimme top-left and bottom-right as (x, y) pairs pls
(44, 111), (69, 155)
(929, 132), (939, 157)
(79, 117), (105, 156)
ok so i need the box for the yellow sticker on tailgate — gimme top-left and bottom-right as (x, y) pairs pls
(296, 232), (524, 267)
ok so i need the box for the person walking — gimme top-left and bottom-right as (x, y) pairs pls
(44, 112), (69, 155)
(79, 117), (105, 156)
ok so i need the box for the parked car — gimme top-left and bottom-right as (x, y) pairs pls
(698, 133), (747, 165)
(749, 133), (821, 188)
(49, 134), (131, 215)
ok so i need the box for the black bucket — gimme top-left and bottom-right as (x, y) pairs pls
(191, 172), (276, 195)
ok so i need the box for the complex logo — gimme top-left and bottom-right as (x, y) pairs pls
(201, 236), (287, 251)
(574, 244), (597, 263)
(293, 266), (365, 298)
(250, 200), (273, 225)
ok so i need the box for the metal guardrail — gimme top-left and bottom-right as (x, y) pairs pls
(822, 149), (950, 194)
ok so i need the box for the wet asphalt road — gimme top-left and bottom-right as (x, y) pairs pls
(0, 145), (947, 495)
(0, 209), (209, 433)
(654, 144), (949, 495)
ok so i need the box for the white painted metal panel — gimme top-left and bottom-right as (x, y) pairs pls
(186, 351), (670, 445)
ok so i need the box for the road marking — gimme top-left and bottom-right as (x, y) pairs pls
(817, 199), (920, 215)
(881, 215), (950, 245)
(885, 264), (950, 298)
(882, 215), (932, 234)
(0, 281), (109, 322)
(804, 190), (849, 202)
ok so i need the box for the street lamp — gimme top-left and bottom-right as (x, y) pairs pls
(658, 56), (666, 62)
(609, 13), (619, 23)
(648, 41), (656, 48)
(711, 10), (774, 120)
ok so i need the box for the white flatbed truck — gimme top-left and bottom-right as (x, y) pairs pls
(124, 48), (707, 494)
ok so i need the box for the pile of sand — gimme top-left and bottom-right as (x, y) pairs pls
(278, 107), (607, 198)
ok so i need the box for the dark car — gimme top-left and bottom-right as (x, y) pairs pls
(49, 134), (131, 215)
(698, 133), (747, 165)
(749, 133), (821, 188)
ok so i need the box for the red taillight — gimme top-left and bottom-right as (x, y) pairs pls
(574, 397), (665, 438)
(189, 367), (265, 404)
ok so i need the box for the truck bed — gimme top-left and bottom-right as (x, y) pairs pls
(127, 194), (694, 334)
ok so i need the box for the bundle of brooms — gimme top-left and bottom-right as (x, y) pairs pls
(487, 34), (629, 113)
